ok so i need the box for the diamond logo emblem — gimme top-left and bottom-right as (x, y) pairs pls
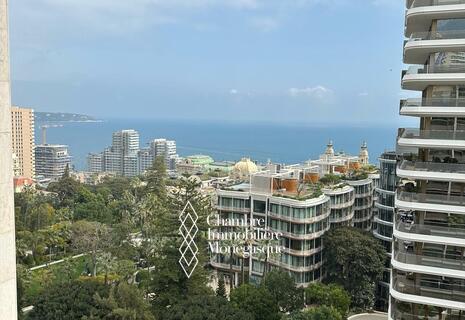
(178, 201), (199, 278)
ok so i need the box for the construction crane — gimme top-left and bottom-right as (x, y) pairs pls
(40, 124), (63, 145)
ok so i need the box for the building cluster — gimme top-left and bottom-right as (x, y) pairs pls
(389, 1), (465, 319)
(10, 106), (72, 188)
(210, 142), (380, 287)
(87, 129), (178, 177)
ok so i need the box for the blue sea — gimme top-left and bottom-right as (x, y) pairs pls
(35, 119), (398, 170)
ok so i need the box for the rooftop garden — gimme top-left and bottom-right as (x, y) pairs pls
(342, 165), (378, 181)
(273, 183), (323, 201)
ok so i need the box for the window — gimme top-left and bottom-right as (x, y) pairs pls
(253, 200), (266, 213)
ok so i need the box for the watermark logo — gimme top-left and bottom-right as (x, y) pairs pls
(178, 201), (199, 278)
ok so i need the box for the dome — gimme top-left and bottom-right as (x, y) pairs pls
(324, 140), (335, 156)
(359, 142), (369, 157)
(233, 158), (258, 177)
(359, 142), (369, 164)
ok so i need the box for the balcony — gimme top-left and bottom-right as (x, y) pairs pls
(406, 1), (465, 36)
(267, 210), (330, 224)
(397, 160), (465, 182)
(405, 30), (465, 64)
(392, 275), (465, 306)
(397, 128), (465, 149)
(396, 190), (465, 214)
(402, 64), (465, 91)
(393, 250), (465, 273)
(400, 97), (465, 116)
(410, 0), (465, 8)
(396, 220), (465, 241)
(391, 309), (465, 320)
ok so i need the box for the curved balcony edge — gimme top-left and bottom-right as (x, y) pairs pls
(390, 283), (465, 311)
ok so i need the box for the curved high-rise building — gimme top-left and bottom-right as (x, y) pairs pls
(374, 152), (397, 311)
(391, 1), (465, 318)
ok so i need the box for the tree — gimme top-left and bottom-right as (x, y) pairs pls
(323, 227), (384, 310)
(88, 282), (155, 320)
(149, 176), (213, 317)
(305, 283), (350, 318)
(261, 270), (304, 313)
(144, 156), (167, 199)
(63, 163), (70, 178)
(287, 306), (342, 320)
(27, 279), (109, 320)
(164, 296), (253, 320)
(216, 275), (227, 298)
(97, 252), (118, 285)
(47, 173), (82, 208)
(230, 284), (280, 320)
(71, 220), (112, 277)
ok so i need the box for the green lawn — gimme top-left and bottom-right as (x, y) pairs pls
(22, 255), (89, 307)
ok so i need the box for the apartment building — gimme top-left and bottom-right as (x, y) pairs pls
(390, 1), (465, 318)
(212, 164), (330, 287)
(211, 142), (378, 288)
(88, 130), (178, 176)
(35, 144), (71, 181)
(10, 106), (35, 179)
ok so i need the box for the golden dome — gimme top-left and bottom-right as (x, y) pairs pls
(233, 158), (258, 177)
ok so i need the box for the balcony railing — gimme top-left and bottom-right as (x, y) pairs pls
(391, 309), (465, 320)
(397, 190), (465, 207)
(405, 64), (465, 75)
(398, 128), (465, 141)
(396, 220), (465, 240)
(399, 160), (465, 175)
(393, 276), (465, 303)
(394, 250), (465, 271)
(409, 30), (465, 41)
(410, 0), (465, 8)
(401, 98), (465, 110)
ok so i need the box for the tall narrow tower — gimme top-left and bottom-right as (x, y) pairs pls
(0, 0), (18, 319)
(391, 0), (465, 319)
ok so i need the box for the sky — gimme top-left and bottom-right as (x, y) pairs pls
(9, 0), (418, 126)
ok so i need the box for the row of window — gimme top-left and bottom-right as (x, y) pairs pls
(268, 218), (329, 235)
(330, 206), (354, 221)
(354, 208), (372, 220)
(218, 197), (250, 209)
(353, 183), (373, 194)
(269, 202), (330, 219)
(355, 197), (372, 207)
(280, 237), (322, 251)
(329, 192), (354, 205)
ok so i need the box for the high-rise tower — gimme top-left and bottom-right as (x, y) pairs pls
(11, 106), (35, 179)
(0, 0), (18, 318)
(391, 1), (465, 318)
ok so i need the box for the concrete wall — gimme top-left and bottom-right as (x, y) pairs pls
(0, 0), (18, 318)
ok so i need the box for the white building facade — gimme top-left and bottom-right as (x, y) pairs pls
(390, 1), (465, 318)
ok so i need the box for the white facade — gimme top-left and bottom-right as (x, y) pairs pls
(391, 1), (465, 318)
(87, 153), (103, 173)
(87, 132), (179, 176)
(35, 144), (72, 181)
(150, 138), (178, 170)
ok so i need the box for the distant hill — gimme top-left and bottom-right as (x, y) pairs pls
(35, 112), (101, 123)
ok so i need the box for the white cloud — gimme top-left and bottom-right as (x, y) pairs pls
(249, 17), (279, 32)
(289, 86), (333, 99)
(358, 92), (369, 97)
(229, 89), (239, 95)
